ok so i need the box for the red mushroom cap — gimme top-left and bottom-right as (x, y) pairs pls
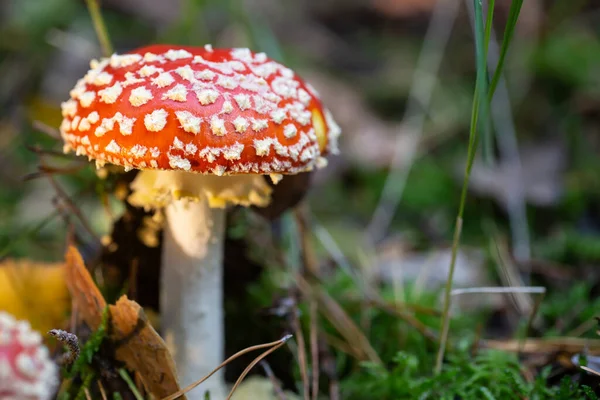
(60, 44), (341, 176)
(0, 312), (58, 400)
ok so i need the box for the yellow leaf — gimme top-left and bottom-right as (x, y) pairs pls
(0, 259), (70, 334)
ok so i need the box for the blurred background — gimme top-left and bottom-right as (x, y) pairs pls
(2, 0), (600, 398)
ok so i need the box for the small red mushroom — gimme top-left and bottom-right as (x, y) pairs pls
(59, 44), (341, 399)
(0, 312), (58, 400)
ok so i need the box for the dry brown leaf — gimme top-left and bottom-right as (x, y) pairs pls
(0, 259), (70, 334)
(64, 246), (182, 398)
(64, 245), (106, 328)
(109, 296), (182, 398)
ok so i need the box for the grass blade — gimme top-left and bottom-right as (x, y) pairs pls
(84, 0), (113, 56)
(488, 0), (524, 99)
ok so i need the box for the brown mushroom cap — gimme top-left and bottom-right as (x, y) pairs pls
(60, 44), (341, 177)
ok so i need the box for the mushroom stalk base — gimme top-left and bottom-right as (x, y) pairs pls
(162, 198), (226, 400)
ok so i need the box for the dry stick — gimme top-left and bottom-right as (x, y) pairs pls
(295, 274), (381, 364)
(84, 0), (113, 57)
(365, 0), (460, 242)
(294, 207), (321, 400)
(161, 335), (292, 400)
(45, 174), (101, 244)
(260, 361), (288, 400)
(320, 337), (340, 400)
(290, 304), (310, 400)
(314, 218), (439, 341)
(97, 381), (108, 400)
(32, 120), (61, 140)
(483, 337), (600, 354)
(309, 301), (319, 400)
(581, 366), (600, 377)
(83, 388), (93, 400)
(225, 338), (291, 400)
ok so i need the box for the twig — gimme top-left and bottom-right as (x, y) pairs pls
(162, 335), (293, 400)
(260, 361), (288, 400)
(294, 207), (321, 400)
(97, 381), (108, 400)
(32, 120), (61, 140)
(45, 174), (101, 244)
(365, 0), (460, 242)
(483, 337), (600, 354)
(83, 388), (92, 400)
(309, 301), (319, 400)
(226, 337), (292, 400)
(84, 0), (113, 57)
(48, 329), (80, 365)
(450, 286), (546, 296)
(290, 300), (310, 400)
(295, 274), (381, 364)
(320, 336), (340, 400)
(581, 366), (600, 377)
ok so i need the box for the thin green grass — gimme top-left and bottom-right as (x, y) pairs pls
(435, 0), (523, 374)
(84, 0), (113, 56)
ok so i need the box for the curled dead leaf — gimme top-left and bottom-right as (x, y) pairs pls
(64, 245), (182, 398)
(110, 296), (182, 398)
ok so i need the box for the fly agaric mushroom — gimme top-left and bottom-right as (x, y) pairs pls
(59, 44), (341, 399)
(0, 312), (58, 400)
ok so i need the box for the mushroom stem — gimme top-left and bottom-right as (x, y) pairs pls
(161, 197), (226, 400)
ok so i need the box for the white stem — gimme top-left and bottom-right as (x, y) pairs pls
(161, 197), (226, 400)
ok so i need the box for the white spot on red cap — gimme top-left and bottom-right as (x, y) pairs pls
(185, 143), (198, 155)
(105, 139), (121, 153)
(78, 118), (91, 131)
(234, 94), (251, 110)
(110, 53), (142, 68)
(175, 65), (195, 82)
(129, 86), (153, 107)
(61, 99), (78, 117)
(283, 124), (297, 138)
(298, 89), (311, 105)
(223, 143), (244, 160)
(210, 116), (226, 136)
(233, 117), (249, 133)
(231, 48), (253, 63)
(163, 84), (188, 102)
(196, 89), (219, 105)
(87, 111), (99, 124)
(70, 116), (81, 131)
(270, 109), (286, 124)
(175, 111), (202, 134)
(122, 72), (144, 87)
(144, 109), (168, 132)
(139, 65), (163, 77)
(95, 118), (115, 137)
(152, 72), (175, 87)
(221, 100), (234, 114)
(98, 82), (123, 104)
(216, 76), (238, 90)
(115, 112), (136, 135)
(168, 153), (191, 170)
(254, 138), (273, 156)
(165, 49), (193, 61)
(92, 72), (113, 86)
(252, 119), (269, 132)
(131, 144), (147, 158)
(79, 91), (96, 107)
(196, 70), (216, 81)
